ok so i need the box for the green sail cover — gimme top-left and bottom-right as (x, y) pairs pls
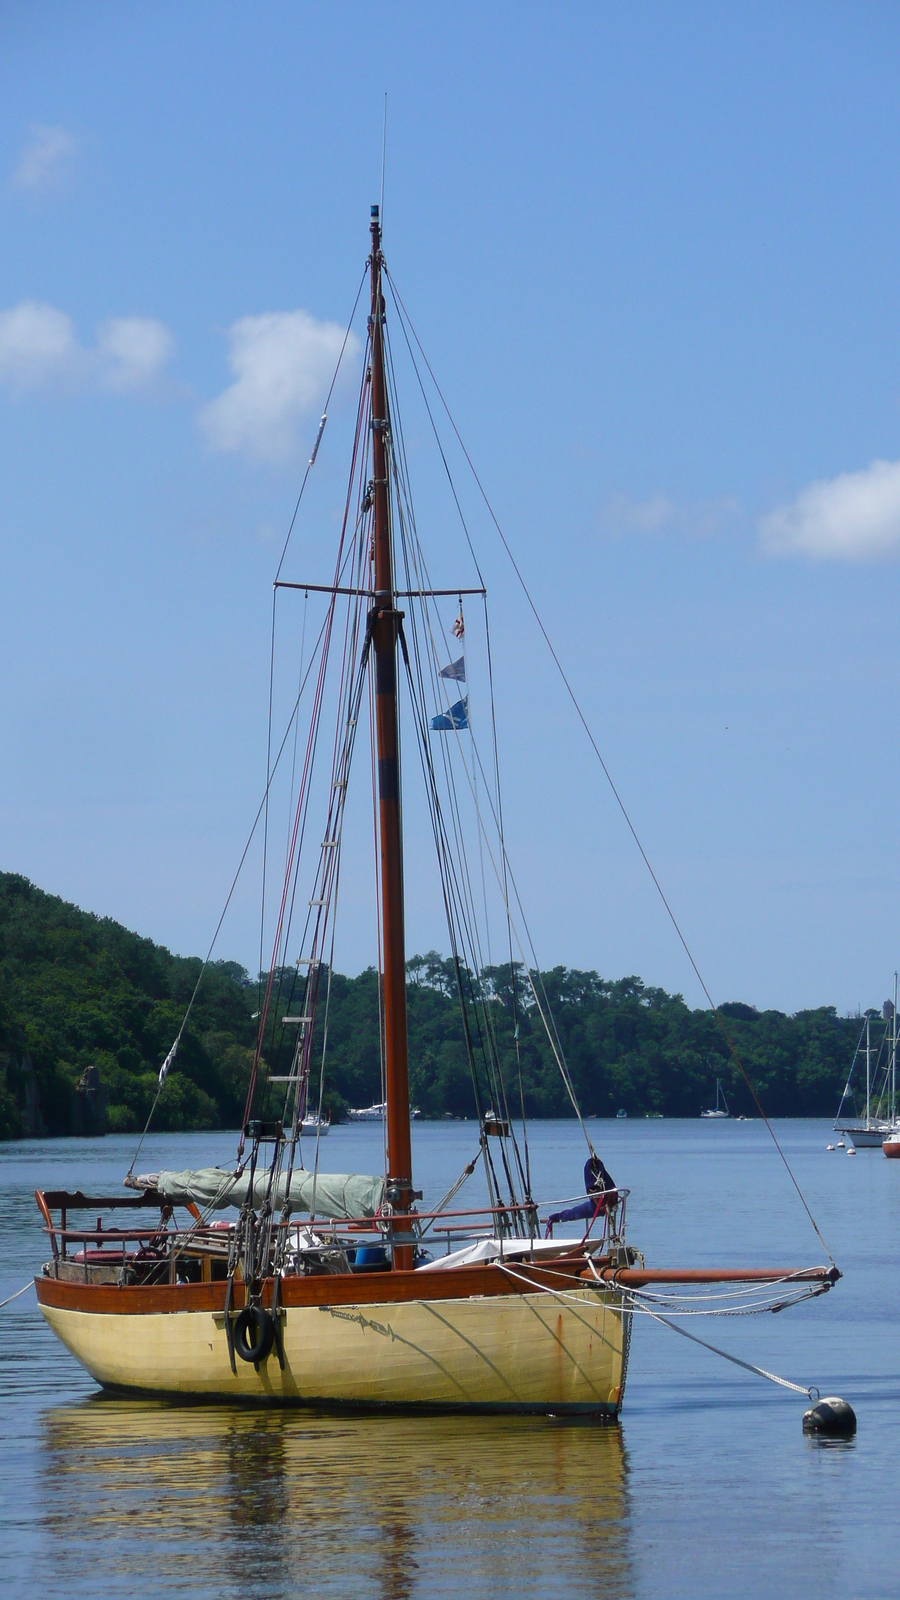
(143, 1167), (384, 1220)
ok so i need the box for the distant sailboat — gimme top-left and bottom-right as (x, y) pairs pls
(701, 1080), (730, 1119)
(835, 986), (898, 1149)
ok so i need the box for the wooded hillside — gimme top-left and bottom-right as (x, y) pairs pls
(0, 873), (865, 1139)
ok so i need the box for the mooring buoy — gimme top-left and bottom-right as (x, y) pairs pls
(847, 1147), (857, 1156)
(826, 1144), (835, 1151)
(802, 1396), (857, 1436)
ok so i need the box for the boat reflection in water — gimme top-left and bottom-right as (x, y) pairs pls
(39, 1398), (630, 1598)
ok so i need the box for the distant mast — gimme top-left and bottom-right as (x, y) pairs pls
(369, 204), (415, 1269)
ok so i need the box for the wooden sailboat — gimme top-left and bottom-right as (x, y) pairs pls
(33, 208), (836, 1412)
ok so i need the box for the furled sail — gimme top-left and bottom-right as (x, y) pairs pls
(133, 1167), (384, 1219)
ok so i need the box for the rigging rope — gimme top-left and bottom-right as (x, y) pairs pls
(602, 1276), (830, 1315)
(273, 268), (367, 584)
(243, 370), (373, 1156)
(381, 322), (547, 1207)
(621, 1295), (819, 1399)
(382, 321), (526, 1212)
(124, 602), (334, 1178)
(384, 268), (835, 1268)
(126, 274), (369, 1180)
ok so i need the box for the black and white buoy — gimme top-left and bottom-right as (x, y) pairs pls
(802, 1396), (857, 1437)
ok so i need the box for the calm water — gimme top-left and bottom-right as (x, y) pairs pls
(2, 1118), (898, 1599)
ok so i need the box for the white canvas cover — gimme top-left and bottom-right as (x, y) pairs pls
(417, 1237), (587, 1271)
(135, 1167), (384, 1220)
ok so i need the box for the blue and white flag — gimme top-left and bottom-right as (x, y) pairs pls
(439, 656), (466, 682)
(430, 696), (468, 732)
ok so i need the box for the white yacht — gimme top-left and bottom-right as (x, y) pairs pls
(701, 1079), (730, 1119)
(834, 987), (898, 1148)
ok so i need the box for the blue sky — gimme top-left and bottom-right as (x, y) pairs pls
(3, 2), (900, 1014)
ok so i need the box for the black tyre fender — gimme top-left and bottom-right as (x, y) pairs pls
(232, 1305), (276, 1364)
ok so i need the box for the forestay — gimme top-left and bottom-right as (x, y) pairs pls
(134, 1167), (384, 1219)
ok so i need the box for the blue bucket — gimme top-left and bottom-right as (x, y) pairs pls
(351, 1245), (388, 1268)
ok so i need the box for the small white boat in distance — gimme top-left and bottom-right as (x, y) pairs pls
(300, 1114), (330, 1137)
(347, 1102), (420, 1121)
(701, 1079), (730, 1119)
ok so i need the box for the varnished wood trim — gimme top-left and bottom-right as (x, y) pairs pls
(34, 1191), (58, 1259)
(584, 1265), (832, 1287)
(39, 1190), (166, 1210)
(34, 1257), (596, 1317)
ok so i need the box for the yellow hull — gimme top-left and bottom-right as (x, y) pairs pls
(39, 1284), (629, 1413)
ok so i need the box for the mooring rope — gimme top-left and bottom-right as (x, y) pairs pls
(0, 1281), (34, 1311)
(581, 1257), (822, 1398)
(620, 1293), (818, 1400)
(497, 1258), (822, 1401)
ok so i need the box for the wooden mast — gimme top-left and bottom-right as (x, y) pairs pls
(369, 204), (415, 1269)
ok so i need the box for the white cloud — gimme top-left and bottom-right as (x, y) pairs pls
(199, 310), (359, 463)
(760, 459), (900, 560)
(0, 301), (82, 388)
(603, 491), (677, 534)
(12, 124), (76, 193)
(601, 491), (740, 539)
(0, 300), (173, 395)
(97, 317), (174, 392)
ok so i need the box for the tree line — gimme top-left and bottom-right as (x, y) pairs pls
(0, 872), (868, 1140)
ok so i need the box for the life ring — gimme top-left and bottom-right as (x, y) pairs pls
(232, 1305), (276, 1364)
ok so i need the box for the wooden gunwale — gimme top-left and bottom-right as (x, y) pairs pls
(35, 1257), (596, 1315)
